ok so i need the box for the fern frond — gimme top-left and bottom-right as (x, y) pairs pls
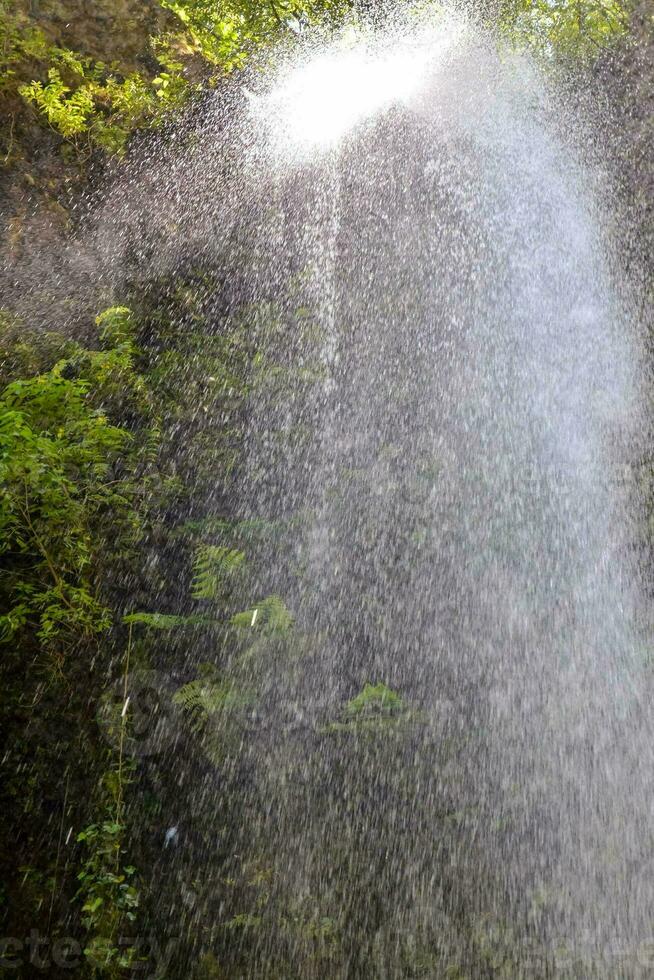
(191, 544), (246, 600)
(178, 516), (282, 538)
(122, 611), (210, 629)
(230, 595), (293, 634)
(345, 683), (404, 719)
(173, 676), (253, 733)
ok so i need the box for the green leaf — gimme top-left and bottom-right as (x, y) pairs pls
(344, 683), (404, 718)
(122, 611), (210, 629)
(191, 544), (246, 599)
(230, 595), (293, 634)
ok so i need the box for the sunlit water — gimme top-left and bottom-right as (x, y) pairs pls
(29, 10), (653, 976)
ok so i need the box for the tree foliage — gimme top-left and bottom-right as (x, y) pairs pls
(1, 0), (632, 169)
(499, 0), (630, 56)
(161, 0), (352, 69)
(0, 343), (136, 653)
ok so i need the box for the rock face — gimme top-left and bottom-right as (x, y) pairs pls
(600, 0), (654, 306)
(12, 0), (171, 75)
(0, 0), (179, 278)
(1, 0), (172, 161)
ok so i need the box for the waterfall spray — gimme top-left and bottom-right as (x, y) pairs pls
(19, 7), (649, 976)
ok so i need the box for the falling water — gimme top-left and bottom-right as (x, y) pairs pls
(224, 16), (650, 974)
(30, 8), (653, 976)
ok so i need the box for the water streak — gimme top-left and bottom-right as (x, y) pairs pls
(33, 10), (651, 974)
